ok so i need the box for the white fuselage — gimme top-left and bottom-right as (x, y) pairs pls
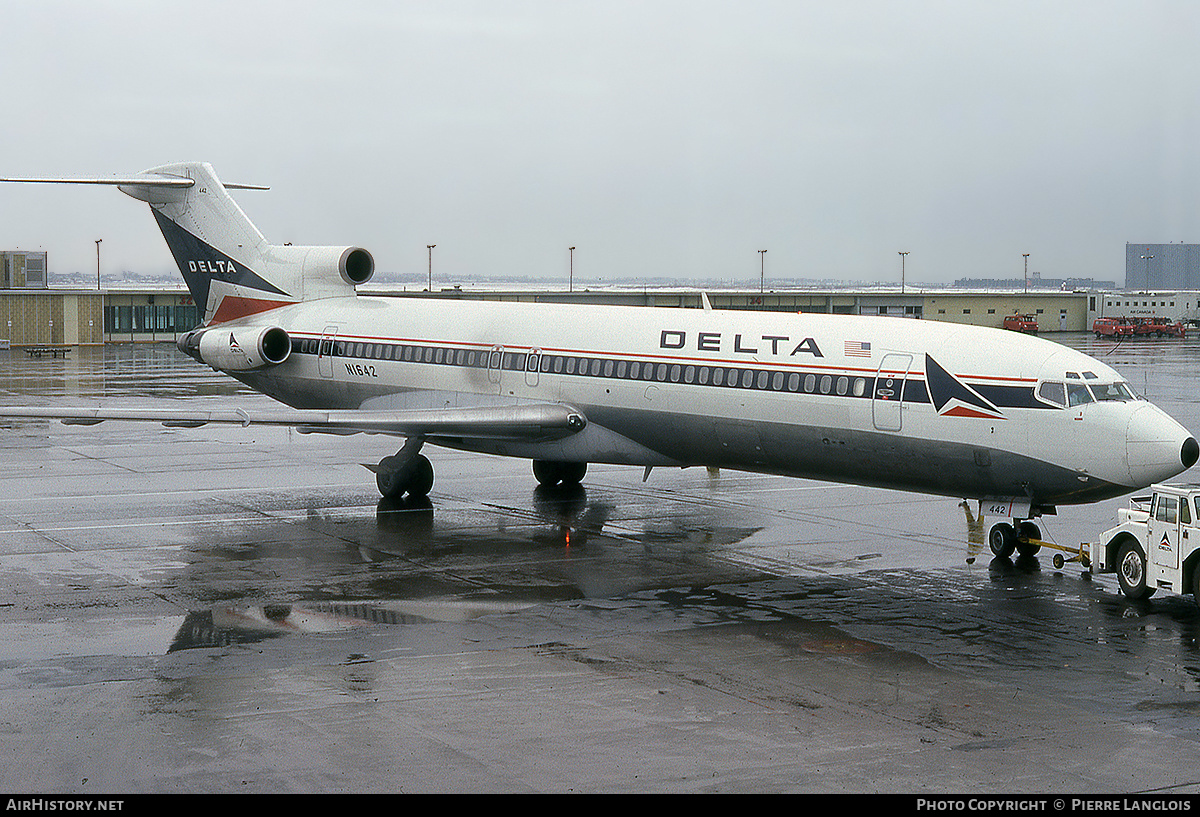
(226, 295), (1196, 508)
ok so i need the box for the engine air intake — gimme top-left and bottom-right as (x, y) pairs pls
(339, 247), (374, 286)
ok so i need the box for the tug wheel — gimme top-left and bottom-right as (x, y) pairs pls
(1116, 540), (1154, 601)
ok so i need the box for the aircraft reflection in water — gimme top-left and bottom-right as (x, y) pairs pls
(166, 481), (764, 654)
(169, 599), (536, 652)
(369, 486), (604, 554)
(1, 162), (1195, 556)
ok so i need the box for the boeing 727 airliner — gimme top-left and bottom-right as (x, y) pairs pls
(1, 162), (1195, 557)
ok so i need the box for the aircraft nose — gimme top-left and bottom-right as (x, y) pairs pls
(1127, 403), (1197, 487)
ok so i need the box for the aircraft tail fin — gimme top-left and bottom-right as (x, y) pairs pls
(0, 162), (374, 325)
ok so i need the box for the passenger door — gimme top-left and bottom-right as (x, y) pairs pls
(487, 344), (504, 392)
(872, 353), (912, 432)
(525, 347), (541, 388)
(318, 325), (337, 378)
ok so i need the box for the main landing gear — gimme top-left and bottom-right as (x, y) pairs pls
(532, 460), (587, 488)
(373, 446), (591, 499)
(375, 438), (434, 500)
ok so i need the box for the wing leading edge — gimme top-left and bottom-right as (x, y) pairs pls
(0, 403), (587, 441)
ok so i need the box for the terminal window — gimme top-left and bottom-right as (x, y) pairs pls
(23, 255), (44, 286)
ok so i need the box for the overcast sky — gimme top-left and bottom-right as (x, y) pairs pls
(3, 0), (1199, 287)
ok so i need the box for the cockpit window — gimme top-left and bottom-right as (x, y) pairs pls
(1090, 382), (1136, 402)
(1045, 378), (1136, 406)
(1037, 381), (1066, 407)
(1067, 383), (1094, 406)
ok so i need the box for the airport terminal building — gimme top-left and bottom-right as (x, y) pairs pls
(0, 282), (1104, 346)
(0, 249), (1197, 346)
(0, 282), (1189, 347)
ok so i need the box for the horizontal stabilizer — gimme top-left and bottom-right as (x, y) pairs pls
(0, 175), (191, 187)
(0, 175), (267, 190)
(0, 403), (587, 442)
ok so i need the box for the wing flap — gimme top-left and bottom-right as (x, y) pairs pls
(0, 403), (587, 441)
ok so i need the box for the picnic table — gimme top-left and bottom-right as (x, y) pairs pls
(24, 346), (71, 358)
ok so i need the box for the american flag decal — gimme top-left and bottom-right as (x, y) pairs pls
(844, 340), (871, 357)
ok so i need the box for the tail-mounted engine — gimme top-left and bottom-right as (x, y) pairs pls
(256, 244), (375, 302)
(302, 246), (375, 287)
(179, 325), (291, 371)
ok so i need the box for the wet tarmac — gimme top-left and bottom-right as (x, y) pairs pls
(2, 335), (1200, 793)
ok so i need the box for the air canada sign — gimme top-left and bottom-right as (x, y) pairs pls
(660, 330), (823, 358)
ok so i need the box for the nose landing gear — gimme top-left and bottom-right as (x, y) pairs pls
(987, 518), (1090, 568)
(988, 521), (1018, 558)
(988, 520), (1042, 558)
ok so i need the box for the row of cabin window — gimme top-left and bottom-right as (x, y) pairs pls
(544, 355), (872, 397)
(294, 338), (879, 398)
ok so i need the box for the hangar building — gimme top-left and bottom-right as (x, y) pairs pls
(1125, 243), (1200, 290)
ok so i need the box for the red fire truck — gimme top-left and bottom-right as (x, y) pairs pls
(1002, 313), (1038, 333)
(1092, 317), (1135, 338)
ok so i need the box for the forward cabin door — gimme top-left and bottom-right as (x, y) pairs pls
(872, 353), (912, 432)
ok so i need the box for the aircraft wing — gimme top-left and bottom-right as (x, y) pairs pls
(0, 402), (587, 441)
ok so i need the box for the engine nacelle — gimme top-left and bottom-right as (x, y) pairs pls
(258, 244), (375, 301)
(180, 325), (292, 371)
(301, 246), (375, 287)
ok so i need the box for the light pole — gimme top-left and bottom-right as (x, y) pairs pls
(1023, 253), (1030, 293)
(1140, 248), (1154, 291)
(95, 239), (102, 290)
(426, 244), (435, 291)
(898, 251), (909, 294)
(758, 249), (767, 294)
(569, 246), (575, 292)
